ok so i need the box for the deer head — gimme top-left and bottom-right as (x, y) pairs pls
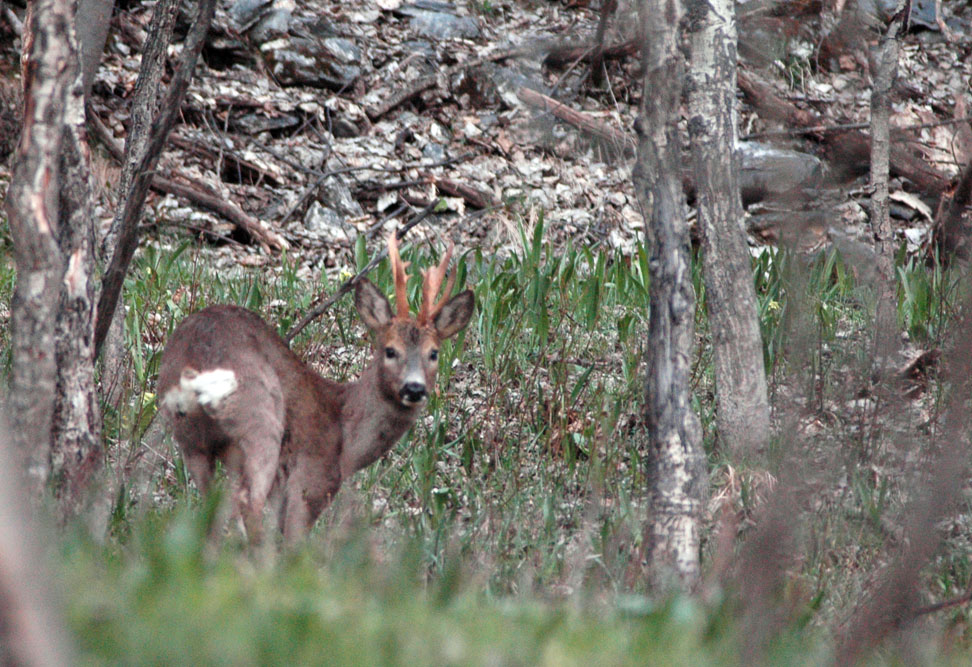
(354, 234), (475, 408)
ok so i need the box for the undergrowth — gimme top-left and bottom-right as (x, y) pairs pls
(3, 214), (971, 663)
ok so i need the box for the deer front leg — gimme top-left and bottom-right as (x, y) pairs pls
(280, 455), (342, 544)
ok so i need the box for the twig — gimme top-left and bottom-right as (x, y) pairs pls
(907, 589), (972, 620)
(284, 200), (438, 343)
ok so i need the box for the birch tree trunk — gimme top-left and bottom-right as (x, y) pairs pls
(635, 0), (706, 589)
(6, 0), (216, 521)
(686, 0), (770, 456)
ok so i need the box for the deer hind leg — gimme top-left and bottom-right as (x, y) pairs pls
(231, 429), (281, 544)
(182, 449), (215, 494)
(213, 375), (285, 544)
(170, 413), (220, 495)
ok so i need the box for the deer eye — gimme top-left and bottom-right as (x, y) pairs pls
(385, 347), (398, 360)
(429, 349), (439, 362)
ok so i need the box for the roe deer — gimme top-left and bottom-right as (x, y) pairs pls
(157, 235), (474, 542)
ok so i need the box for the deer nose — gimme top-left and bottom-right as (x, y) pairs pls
(400, 382), (427, 404)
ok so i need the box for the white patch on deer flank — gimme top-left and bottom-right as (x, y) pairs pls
(188, 369), (238, 408)
(163, 368), (238, 414)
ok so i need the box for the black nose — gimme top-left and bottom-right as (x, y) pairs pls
(400, 382), (427, 403)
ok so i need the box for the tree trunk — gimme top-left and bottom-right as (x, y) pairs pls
(635, 0), (706, 589)
(96, 0), (179, 407)
(51, 62), (102, 518)
(686, 0), (770, 456)
(7, 0), (217, 520)
(94, 0), (218, 357)
(0, 415), (76, 666)
(6, 0), (102, 517)
(5, 0), (76, 493)
(868, 6), (904, 373)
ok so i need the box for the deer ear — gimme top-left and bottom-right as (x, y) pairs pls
(433, 290), (474, 339)
(355, 279), (394, 330)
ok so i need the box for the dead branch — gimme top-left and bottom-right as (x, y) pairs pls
(516, 86), (633, 155)
(152, 175), (287, 251)
(88, 109), (287, 251)
(428, 176), (495, 209)
(169, 132), (281, 187)
(742, 115), (972, 140)
(544, 37), (638, 69)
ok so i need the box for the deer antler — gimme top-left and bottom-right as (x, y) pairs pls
(418, 243), (456, 325)
(387, 233), (411, 318)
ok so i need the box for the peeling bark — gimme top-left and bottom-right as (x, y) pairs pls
(686, 0), (770, 456)
(6, 0), (103, 518)
(5, 0), (75, 491)
(51, 61), (101, 518)
(635, 0), (706, 589)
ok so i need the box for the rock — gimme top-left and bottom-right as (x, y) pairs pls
(304, 201), (355, 241)
(229, 0), (274, 31)
(229, 0), (293, 42)
(396, 3), (481, 41)
(261, 36), (363, 89)
(319, 175), (365, 218)
(738, 142), (823, 204)
(422, 142), (447, 162)
(230, 112), (300, 135)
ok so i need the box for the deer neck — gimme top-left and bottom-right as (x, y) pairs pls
(338, 362), (420, 479)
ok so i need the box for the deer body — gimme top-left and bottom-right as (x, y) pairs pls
(157, 238), (473, 542)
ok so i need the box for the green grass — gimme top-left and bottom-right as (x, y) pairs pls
(3, 211), (972, 663)
(63, 500), (750, 666)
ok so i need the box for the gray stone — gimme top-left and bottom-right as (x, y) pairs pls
(738, 142), (823, 204)
(261, 36), (363, 89)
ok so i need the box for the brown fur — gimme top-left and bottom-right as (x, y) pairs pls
(157, 260), (474, 543)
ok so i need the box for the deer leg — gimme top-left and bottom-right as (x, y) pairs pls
(203, 372), (285, 543)
(230, 429), (281, 544)
(181, 450), (215, 495)
(280, 456), (342, 544)
(280, 479), (310, 545)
